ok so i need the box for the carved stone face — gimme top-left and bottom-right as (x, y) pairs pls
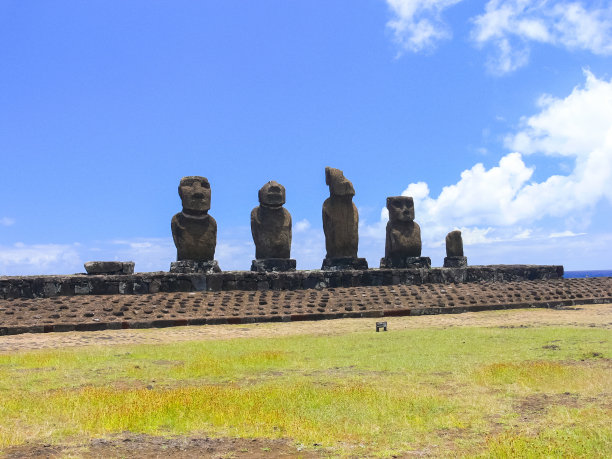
(178, 176), (211, 213)
(258, 181), (286, 207)
(387, 196), (415, 223)
(325, 167), (355, 197)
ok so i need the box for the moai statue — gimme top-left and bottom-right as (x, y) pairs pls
(380, 196), (431, 269)
(443, 230), (467, 268)
(250, 181), (296, 272)
(169, 176), (221, 273)
(321, 167), (368, 270)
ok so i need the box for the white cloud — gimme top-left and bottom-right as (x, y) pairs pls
(294, 219), (311, 233)
(386, 0), (464, 53)
(0, 243), (82, 275)
(549, 230), (586, 238)
(472, 1), (612, 73)
(0, 217), (15, 226)
(367, 71), (612, 262)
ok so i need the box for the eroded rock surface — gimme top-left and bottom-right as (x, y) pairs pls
(380, 196), (429, 268)
(250, 181), (295, 272)
(171, 176), (218, 263)
(84, 261), (134, 275)
(446, 230), (464, 257)
(322, 167), (367, 269)
(251, 181), (292, 260)
(444, 230), (467, 268)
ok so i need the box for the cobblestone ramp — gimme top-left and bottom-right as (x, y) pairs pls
(1, 278), (610, 335)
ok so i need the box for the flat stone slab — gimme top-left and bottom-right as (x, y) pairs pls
(321, 257), (369, 271)
(84, 261), (134, 275)
(251, 259), (296, 272)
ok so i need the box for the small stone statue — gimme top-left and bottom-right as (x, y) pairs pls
(444, 230), (467, 268)
(321, 167), (368, 270)
(250, 181), (296, 272)
(380, 196), (431, 269)
(170, 176), (220, 273)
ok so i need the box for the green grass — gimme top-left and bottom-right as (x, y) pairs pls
(0, 326), (610, 457)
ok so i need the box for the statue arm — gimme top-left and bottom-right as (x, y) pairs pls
(171, 214), (180, 247)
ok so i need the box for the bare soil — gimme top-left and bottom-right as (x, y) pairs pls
(1, 301), (610, 354)
(2, 433), (323, 458)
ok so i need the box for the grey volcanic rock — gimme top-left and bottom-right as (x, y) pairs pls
(446, 230), (464, 257)
(171, 176), (218, 263)
(380, 196), (428, 268)
(251, 181), (292, 260)
(169, 260), (221, 274)
(322, 167), (367, 270)
(84, 261), (134, 275)
(0, 264), (564, 299)
(250, 258), (296, 272)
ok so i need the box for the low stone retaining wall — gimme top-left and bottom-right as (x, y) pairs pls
(0, 277), (609, 336)
(0, 265), (563, 299)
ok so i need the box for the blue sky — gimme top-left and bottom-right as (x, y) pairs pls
(1, 0), (611, 274)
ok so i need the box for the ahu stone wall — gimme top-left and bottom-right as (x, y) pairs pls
(0, 265), (563, 300)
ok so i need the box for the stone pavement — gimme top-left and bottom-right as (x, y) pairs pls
(1, 302), (610, 354)
(0, 277), (610, 337)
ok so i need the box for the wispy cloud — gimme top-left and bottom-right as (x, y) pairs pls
(0, 217), (15, 227)
(386, 0), (464, 53)
(0, 242), (82, 275)
(386, 1), (612, 73)
(473, 1), (612, 73)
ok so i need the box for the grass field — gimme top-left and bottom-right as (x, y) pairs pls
(0, 310), (611, 457)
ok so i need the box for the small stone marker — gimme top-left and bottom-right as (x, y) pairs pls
(84, 261), (134, 275)
(376, 321), (387, 332)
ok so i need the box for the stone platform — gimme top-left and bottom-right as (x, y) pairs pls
(0, 277), (610, 336)
(0, 265), (563, 300)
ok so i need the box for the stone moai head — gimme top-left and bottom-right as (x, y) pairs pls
(178, 176), (211, 213)
(387, 196), (415, 223)
(325, 167), (355, 197)
(258, 181), (286, 208)
(446, 230), (464, 257)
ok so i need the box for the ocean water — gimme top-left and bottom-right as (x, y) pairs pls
(564, 270), (612, 278)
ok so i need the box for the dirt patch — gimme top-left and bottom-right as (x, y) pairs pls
(2, 432), (324, 458)
(514, 392), (602, 422)
(1, 302), (611, 354)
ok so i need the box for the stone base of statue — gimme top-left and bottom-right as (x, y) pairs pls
(380, 256), (431, 269)
(251, 258), (296, 272)
(85, 261), (135, 275)
(444, 256), (467, 268)
(169, 260), (221, 274)
(321, 257), (369, 271)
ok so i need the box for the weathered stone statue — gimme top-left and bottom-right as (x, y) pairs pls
(321, 167), (368, 270)
(380, 196), (431, 269)
(444, 230), (467, 267)
(170, 176), (221, 273)
(250, 181), (296, 272)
